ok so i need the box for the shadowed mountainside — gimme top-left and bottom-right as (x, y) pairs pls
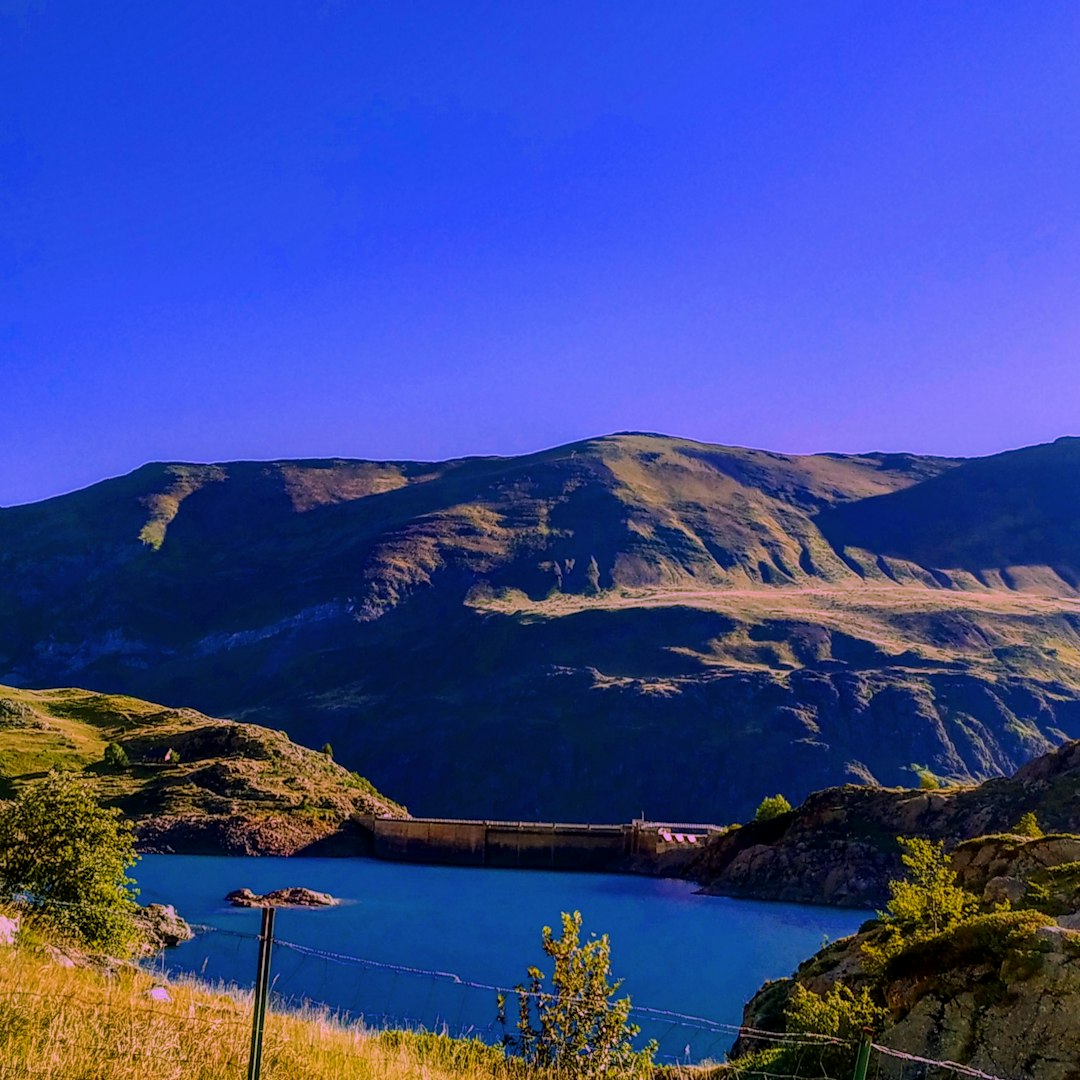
(3, 432), (1080, 823)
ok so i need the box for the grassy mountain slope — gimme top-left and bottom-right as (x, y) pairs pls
(3, 433), (1080, 823)
(0, 684), (405, 854)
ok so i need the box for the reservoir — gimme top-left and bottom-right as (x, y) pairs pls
(137, 855), (866, 1063)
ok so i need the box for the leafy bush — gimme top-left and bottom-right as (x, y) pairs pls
(103, 742), (129, 772)
(321, 743), (334, 759)
(886, 910), (1054, 981)
(731, 983), (888, 1078)
(1013, 812), (1043, 838)
(755, 794), (792, 822)
(0, 772), (140, 952)
(881, 837), (977, 936)
(498, 910), (655, 1078)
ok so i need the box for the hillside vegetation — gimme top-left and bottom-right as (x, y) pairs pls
(0, 684), (404, 854)
(3, 433), (1080, 822)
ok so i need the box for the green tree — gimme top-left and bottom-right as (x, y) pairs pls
(102, 741), (129, 772)
(909, 763), (941, 789)
(498, 911), (656, 1078)
(786, 982), (889, 1076)
(0, 772), (140, 952)
(882, 837), (976, 936)
(755, 794), (792, 821)
(321, 743), (334, 759)
(1013, 811), (1043, 838)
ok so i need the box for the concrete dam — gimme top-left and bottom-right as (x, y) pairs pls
(355, 815), (723, 874)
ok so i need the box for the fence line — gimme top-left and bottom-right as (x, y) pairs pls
(0, 897), (1013, 1079)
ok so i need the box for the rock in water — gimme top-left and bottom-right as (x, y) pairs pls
(225, 886), (337, 908)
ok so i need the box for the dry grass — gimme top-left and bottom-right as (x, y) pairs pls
(0, 937), (514, 1080)
(0, 930), (711, 1079)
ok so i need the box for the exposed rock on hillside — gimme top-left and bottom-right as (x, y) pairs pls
(736, 911), (1080, 1080)
(4, 434), (1080, 822)
(0, 685), (406, 855)
(691, 737), (1080, 907)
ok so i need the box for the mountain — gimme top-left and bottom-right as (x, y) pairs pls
(0, 684), (404, 854)
(3, 432), (1080, 823)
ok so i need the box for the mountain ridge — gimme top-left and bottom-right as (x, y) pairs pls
(3, 432), (1080, 823)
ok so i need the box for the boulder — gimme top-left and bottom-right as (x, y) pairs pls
(226, 886), (337, 908)
(983, 875), (1026, 906)
(134, 903), (194, 950)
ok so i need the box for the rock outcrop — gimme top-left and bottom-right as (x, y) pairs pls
(690, 738), (1080, 907)
(133, 904), (194, 951)
(225, 887), (337, 908)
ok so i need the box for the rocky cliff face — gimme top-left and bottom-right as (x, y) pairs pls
(738, 912), (1080, 1080)
(690, 737), (1080, 907)
(5, 434), (1080, 823)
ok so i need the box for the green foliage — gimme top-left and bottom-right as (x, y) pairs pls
(754, 794), (792, 822)
(0, 771), (140, 952)
(102, 741), (129, 772)
(498, 910), (656, 1078)
(908, 763), (941, 789)
(1014, 812), (1043, 838)
(321, 743), (334, 759)
(881, 837), (978, 936)
(1021, 860), (1080, 915)
(886, 910), (1054, 982)
(731, 983), (887, 1078)
(785, 982), (888, 1075)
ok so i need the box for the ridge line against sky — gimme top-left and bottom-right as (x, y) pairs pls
(3, 3), (1080, 506)
(5, 430), (1079, 509)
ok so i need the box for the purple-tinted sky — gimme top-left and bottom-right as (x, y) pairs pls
(3, 2), (1080, 505)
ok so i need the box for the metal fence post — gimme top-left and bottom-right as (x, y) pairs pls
(852, 1027), (873, 1080)
(246, 906), (276, 1080)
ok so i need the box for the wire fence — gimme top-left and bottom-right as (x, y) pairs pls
(0, 898), (1015, 1080)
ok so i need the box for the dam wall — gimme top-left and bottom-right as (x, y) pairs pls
(356, 816), (721, 873)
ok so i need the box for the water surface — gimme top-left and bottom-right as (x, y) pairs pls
(137, 855), (865, 1062)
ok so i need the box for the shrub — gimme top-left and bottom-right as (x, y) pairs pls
(881, 837), (978, 936)
(321, 743), (334, 759)
(1014, 812), (1043, 838)
(786, 982), (889, 1075)
(102, 742), (129, 772)
(909, 763), (941, 789)
(733, 983), (888, 1077)
(0, 772), (140, 952)
(755, 794), (792, 822)
(498, 911), (656, 1078)
(886, 910), (1054, 981)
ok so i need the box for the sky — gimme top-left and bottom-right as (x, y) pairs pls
(2, 1), (1080, 505)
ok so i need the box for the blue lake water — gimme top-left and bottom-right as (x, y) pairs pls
(136, 855), (866, 1063)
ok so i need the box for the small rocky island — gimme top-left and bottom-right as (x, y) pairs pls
(225, 887), (338, 908)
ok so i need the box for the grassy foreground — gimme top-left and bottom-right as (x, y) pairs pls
(0, 935), (711, 1080)
(0, 936), (512, 1080)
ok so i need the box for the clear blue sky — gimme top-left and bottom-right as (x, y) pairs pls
(3, 2), (1079, 505)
